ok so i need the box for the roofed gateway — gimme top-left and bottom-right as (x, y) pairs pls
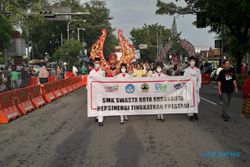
(159, 17), (196, 64)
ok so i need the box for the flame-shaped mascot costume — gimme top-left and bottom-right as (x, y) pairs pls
(90, 29), (135, 74)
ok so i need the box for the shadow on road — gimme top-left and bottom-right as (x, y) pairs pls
(114, 126), (144, 167)
(48, 120), (92, 167)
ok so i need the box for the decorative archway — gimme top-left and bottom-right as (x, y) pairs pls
(159, 39), (195, 64)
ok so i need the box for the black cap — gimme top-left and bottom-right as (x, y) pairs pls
(120, 63), (127, 68)
(188, 56), (196, 61)
(156, 62), (163, 68)
(94, 57), (101, 61)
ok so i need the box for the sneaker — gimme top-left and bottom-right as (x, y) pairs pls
(160, 115), (165, 121)
(120, 120), (124, 124)
(124, 116), (128, 121)
(194, 113), (199, 120)
(157, 115), (161, 120)
(98, 122), (104, 126)
(95, 118), (98, 122)
(189, 116), (195, 121)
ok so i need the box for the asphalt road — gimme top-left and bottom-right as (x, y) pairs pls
(0, 84), (249, 167)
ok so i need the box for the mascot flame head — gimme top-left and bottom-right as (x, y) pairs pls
(108, 51), (118, 67)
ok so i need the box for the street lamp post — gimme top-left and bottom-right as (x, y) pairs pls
(77, 28), (85, 41)
(67, 19), (86, 41)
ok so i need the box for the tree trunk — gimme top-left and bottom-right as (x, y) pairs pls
(236, 56), (242, 74)
(234, 47), (243, 73)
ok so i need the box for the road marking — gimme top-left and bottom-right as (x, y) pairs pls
(200, 97), (218, 106)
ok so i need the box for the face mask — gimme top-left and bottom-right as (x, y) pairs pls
(156, 68), (162, 73)
(94, 64), (100, 68)
(121, 68), (126, 73)
(190, 61), (195, 66)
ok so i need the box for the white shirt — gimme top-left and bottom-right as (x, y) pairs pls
(184, 66), (201, 90)
(115, 73), (131, 78)
(72, 66), (78, 76)
(152, 72), (167, 78)
(89, 68), (105, 78)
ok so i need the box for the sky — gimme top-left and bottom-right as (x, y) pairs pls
(83, 0), (217, 51)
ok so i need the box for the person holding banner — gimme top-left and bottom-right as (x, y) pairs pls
(115, 63), (131, 124)
(152, 62), (168, 121)
(88, 57), (105, 126)
(184, 56), (201, 121)
(133, 64), (145, 78)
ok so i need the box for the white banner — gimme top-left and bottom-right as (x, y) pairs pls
(87, 76), (197, 117)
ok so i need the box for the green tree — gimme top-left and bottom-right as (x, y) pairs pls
(82, 0), (118, 57)
(130, 23), (171, 62)
(156, 0), (250, 72)
(0, 15), (13, 52)
(52, 39), (83, 67)
(2, 0), (118, 60)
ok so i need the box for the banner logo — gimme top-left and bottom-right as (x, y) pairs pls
(155, 83), (168, 92)
(104, 85), (118, 92)
(174, 83), (185, 90)
(141, 83), (149, 93)
(125, 84), (135, 94)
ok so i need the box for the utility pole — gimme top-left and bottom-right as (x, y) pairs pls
(67, 19), (86, 40)
(77, 28), (85, 41)
(220, 18), (224, 66)
(157, 33), (159, 59)
(1, 2), (8, 66)
(61, 33), (63, 46)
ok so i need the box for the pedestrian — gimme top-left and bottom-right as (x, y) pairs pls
(80, 62), (87, 75)
(115, 63), (130, 124)
(38, 65), (49, 84)
(72, 66), (78, 76)
(88, 58), (105, 126)
(144, 62), (153, 77)
(3, 66), (11, 90)
(240, 63), (247, 74)
(152, 62), (168, 121)
(183, 56), (202, 121)
(56, 65), (63, 80)
(20, 67), (30, 88)
(0, 76), (7, 93)
(0, 68), (4, 80)
(10, 66), (20, 89)
(217, 59), (238, 121)
(133, 64), (145, 78)
(62, 62), (67, 78)
(216, 64), (224, 104)
(30, 66), (36, 76)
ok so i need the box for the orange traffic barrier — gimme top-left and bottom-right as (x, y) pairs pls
(74, 76), (81, 89)
(15, 88), (35, 115)
(71, 77), (77, 90)
(75, 76), (82, 88)
(29, 77), (39, 86)
(60, 79), (69, 95)
(29, 85), (46, 109)
(51, 81), (63, 98)
(41, 83), (56, 103)
(66, 78), (74, 92)
(0, 91), (21, 124)
(82, 75), (88, 86)
(48, 76), (57, 83)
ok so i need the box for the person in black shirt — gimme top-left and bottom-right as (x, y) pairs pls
(217, 60), (238, 121)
